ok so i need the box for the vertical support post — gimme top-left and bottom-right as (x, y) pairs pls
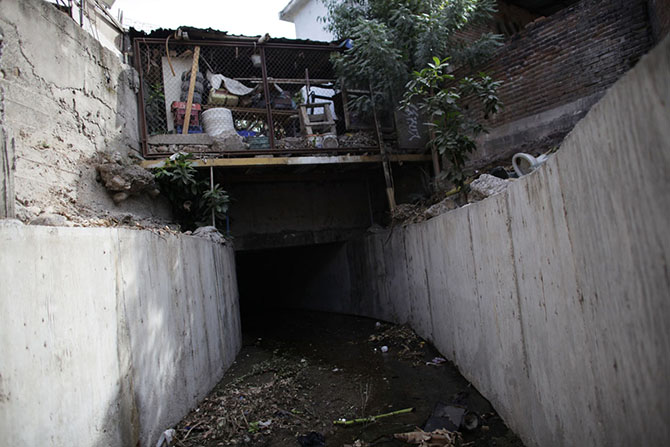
(134, 39), (149, 157)
(182, 46), (200, 134)
(260, 46), (275, 149)
(370, 87), (396, 212)
(210, 166), (215, 228)
(430, 128), (440, 177)
(304, 68), (311, 104)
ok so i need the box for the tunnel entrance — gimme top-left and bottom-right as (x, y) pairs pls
(168, 243), (528, 447)
(235, 242), (349, 319)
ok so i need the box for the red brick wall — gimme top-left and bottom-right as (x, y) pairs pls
(454, 0), (653, 128)
(648, 0), (670, 42)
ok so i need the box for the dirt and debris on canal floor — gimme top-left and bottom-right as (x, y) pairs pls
(173, 311), (524, 447)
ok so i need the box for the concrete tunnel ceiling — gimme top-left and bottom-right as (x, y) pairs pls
(506, 0), (580, 16)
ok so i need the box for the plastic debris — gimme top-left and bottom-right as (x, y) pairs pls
(333, 407), (413, 425)
(394, 427), (463, 446)
(426, 357), (447, 366)
(155, 428), (176, 447)
(381, 345), (389, 353)
(424, 403), (465, 432)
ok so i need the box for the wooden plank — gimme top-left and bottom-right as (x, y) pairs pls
(370, 87), (397, 212)
(182, 46), (200, 134)
(141, 154), (431, 169)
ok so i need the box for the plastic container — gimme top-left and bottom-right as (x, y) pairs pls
(171, 102), (201, 127)
(208, 88), (239, 107)
(202, 108), (235, 136)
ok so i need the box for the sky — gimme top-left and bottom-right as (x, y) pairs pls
(110, 0), (297, 38)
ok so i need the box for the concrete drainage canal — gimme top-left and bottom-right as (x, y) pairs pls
(171, 243), (525, 447)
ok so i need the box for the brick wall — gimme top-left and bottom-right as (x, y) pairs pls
(648, 0), (670, 42)
(459, 0), (652, 129)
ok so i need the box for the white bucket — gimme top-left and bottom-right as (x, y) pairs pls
(202, 108), (235, 136)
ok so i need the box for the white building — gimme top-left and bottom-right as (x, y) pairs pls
(279, 0), (335, 42)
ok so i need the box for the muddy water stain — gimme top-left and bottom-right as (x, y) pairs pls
(176, 311), (524, 447)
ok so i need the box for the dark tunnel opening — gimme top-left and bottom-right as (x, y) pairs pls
(235, 241), (350, 324)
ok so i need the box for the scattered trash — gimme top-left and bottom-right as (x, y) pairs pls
(155, 428), (176, 447)
(381, 345), (389, 353)
(394, 427), (463, 446)
(462, 411), (479, 431)
(424, 403), (465, 432)
(489, 166), (510, 179)
(297, 431), (325, 446)
(375, 321), (382, 329)
(426, 357), (447, 366)
(333, 407), (414, 425)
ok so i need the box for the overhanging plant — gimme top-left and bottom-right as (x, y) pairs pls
(402, 56), (502, 190)
(154, 153), (230, 230)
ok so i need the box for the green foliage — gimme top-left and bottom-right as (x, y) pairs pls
(145, 82), (167, 135)
(323, 0), (502, 112)
(402, 57), (501, 189)
(154, 153), (230, 230)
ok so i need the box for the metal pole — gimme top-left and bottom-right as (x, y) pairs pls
(210, 166), (215, 227)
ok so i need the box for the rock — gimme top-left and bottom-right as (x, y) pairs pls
(113, 192), (129, 203)
(97, 162), (158, 202)
(14, 204), (41, 221)
(469, 174), (512, 201)
(424, 198), (458, 218)
(192, 226), (225, 243)
(0, 218), (25, 228)
(212, 131), (246, 151)
(30, 213), (70, 227)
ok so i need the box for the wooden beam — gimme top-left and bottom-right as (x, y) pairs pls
(141, 154), (431, 169)
(182, 46), (200, 134)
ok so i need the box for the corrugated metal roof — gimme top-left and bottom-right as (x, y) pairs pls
(129, 25), (339, 46)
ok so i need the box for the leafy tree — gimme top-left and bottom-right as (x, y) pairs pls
(323, 0), (503, 189)
(402, 57), (501, 189)
(323, 0), (502, 112)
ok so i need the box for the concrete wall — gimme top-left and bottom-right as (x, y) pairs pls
(295, 35), (670, 446)
(228, 176), (382, 250)
(0, 224), (242, 447)
(0, 0), (169, 225)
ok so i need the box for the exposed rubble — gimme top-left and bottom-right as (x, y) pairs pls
(468, 174), (512, 201)
(96, 159), (160, 204)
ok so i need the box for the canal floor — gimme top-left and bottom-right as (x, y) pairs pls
(174, 310), (525, 447)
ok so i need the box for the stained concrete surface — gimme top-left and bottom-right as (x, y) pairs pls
(0, 0), (171, 224)
(0, 224), (241, 447)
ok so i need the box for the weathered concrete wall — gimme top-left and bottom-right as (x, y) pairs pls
(0, 224), (242, 447)
(228, 176), (381, 250)
(294, 35), (670, 447)
(0, 0), (169, 225)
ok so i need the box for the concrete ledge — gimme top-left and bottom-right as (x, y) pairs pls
(0, 225), (242, 447)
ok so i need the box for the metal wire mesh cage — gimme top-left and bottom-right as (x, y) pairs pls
(134, 36), (382, 158)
